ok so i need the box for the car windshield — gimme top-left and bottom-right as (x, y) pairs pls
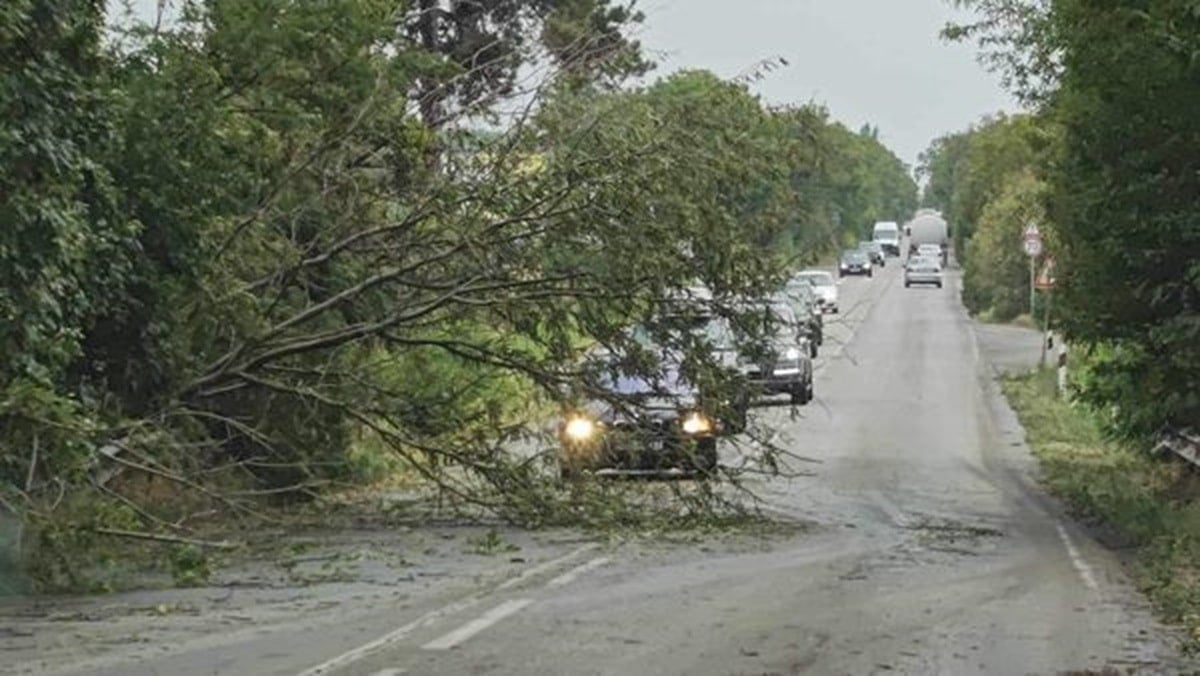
(843, 251), (867, 262)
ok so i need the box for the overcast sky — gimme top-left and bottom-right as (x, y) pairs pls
(634, 0), (1019, 168)
(110, 0), (1015, 168)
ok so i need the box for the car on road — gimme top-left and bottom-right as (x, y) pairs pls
(914, 243), (945, 265)
(721, 300), (814, 406)
(904, 259), (943, 288)
(781, 279), (823, 356)
(796, 270), (839, 313)
(872, 221), (902, 256)
(858, 241), (886, 267)
(558, 328), (732, 479)
(839, 249), (873, 277)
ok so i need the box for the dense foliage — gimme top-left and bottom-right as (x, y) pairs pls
(947, 0), (1200, 435)
(918, 114), (1053, 320)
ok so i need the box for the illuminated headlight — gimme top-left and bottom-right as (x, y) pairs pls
(784, 347), (801, 360)
(562, 415), (598, 442)
(681, 412), (714, 435)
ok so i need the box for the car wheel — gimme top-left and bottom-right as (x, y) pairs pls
(806, 378), (815, 403)
(692, 438), (718, 476)
(937, 282), (943, 288)
(810, 342), (818, 359)
(868, 270), (873, 278)
(905, 281), (911, 288)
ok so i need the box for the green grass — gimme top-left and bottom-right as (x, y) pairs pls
(1003, 369), (1200, 643)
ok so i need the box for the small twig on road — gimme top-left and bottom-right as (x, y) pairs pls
(94, 527), (239, 550)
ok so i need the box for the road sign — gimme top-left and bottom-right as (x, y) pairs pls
(1023, 223), (1042, 257)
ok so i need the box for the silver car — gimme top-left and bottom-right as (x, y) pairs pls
(904, 260), (943, 288)
(796, 270), (839, 313)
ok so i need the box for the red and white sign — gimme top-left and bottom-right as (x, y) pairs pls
(1023, 223), (1042, 257)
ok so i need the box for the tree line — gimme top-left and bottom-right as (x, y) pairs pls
(0, 1), (915, 590)
(921, 0), (1199, 438)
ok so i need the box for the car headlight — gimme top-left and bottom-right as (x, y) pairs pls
(784, 347), (801, 360)
(562, 415), (598, 442)
(681, 411), (713, 435)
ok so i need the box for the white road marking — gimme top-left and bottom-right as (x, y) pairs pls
(297, 544), (596, 675)
(421, 599), (533, 651)
(545, 556), (610, 588)
(495, 543), (598, 591)
(1055, 523), (1099, 590)
(296, 595), (484, 675)
(369, 669), (407, 676)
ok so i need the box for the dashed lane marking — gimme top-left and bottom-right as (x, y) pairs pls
(421, 599), (534, 651)
(297, 544), (597, 675)
(546, 557), (610, 588)
(495, 543), (599, 591)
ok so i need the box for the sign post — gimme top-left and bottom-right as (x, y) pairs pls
(1023, 223), (1042, 315)
(1036, 256), (1057, 367)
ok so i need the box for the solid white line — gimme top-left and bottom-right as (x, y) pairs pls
(495, 543), (598, 591)
(545, 556), (610, 588)
(1055, 523), (1099, 590)
(421, 599), (533, 651)
(296, 544), (597, 675)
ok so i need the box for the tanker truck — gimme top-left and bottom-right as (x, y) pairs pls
(907, 212), (949, 266)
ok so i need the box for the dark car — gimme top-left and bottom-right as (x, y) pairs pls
(779, 282), (822, 357)
(859, 241), (886, 267)
(839, 249), (873, 277)
(719, 300), (814, 406)
(557, 328), (735, 478)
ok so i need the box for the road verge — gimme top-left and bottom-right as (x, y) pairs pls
(1002, 368), (1200, 645)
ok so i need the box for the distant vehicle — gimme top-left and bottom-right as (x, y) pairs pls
(915, 243), (943, 260)
(858, 240), (886, 266)
(721, 300), (814, 406)
(781, 278), (824, 355)
(558, 326), (731, 478)
(904, 259), (944, 288)
(908, 213), (949, 264)
(797, 270), (838, 313)
(872, 221), (902, 256)
(839, 249), (873, 277)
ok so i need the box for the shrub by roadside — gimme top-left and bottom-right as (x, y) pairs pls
(1003, 369), (1200, 643)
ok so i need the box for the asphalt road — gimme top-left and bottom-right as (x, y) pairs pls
(336, 261), (1183, 676)
(4, 258), (1191, 675)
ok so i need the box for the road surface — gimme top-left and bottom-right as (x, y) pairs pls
(3, 258), (1190, 675)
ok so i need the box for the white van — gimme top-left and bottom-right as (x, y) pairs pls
(872, 221), (901, 256)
